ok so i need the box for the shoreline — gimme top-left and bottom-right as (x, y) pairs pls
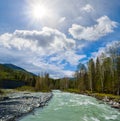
(63, 89), (120, 110)
(87, 93), (120, 110)
(0, 89), (119, 121)
(0, 91), (53, 121)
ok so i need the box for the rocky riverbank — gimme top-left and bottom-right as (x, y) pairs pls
(87, 93), (120, 110)
(102, 96), (120, 109)
(63, 89), (120, 110)
(0, 91), (53, 121)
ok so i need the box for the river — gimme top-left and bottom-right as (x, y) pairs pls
(19, 90), (120, 121)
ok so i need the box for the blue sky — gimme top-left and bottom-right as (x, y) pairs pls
(0, 0), (120, 78)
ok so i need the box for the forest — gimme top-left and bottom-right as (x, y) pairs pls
(35, 41), (120, 95)
(0, 41), (120, 96)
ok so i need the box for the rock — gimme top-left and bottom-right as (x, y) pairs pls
(0, 92), (53, 121)
(3, 97), (10, 101)
(111, 104), (120, 109)
(103, 96), (109, 102)
(106, 100), (120, 109)
(108, 100), (113, 105)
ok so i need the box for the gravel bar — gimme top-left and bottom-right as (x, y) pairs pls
(0, 92), (53, 121)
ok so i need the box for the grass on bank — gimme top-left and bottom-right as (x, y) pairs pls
(0, 86), (51, 100)
(63, 88), (81, 94)
(63, 88), (120, 102)
(16, 86), (51, 92)
(93, 93), (120, 102)
(0, 86), (51, 94)
(16, 86), (36, 92)
(0, 89), (4, 94)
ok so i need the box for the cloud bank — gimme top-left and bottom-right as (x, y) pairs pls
(81, 4), (94, 13)
(0, 0), (119, 78)
(0, 27), (85, 78)
(69, 16), (117, 41)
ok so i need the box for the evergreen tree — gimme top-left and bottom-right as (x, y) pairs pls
(88, 59), (95, 92)
(95, 57), (101, 92)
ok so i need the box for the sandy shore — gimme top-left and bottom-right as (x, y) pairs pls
(0, 91), (53, 121)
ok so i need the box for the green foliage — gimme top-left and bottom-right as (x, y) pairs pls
(69, 42), (120, 96)
(0, 89), (3, 94)
(16, 86), (35, 92)
(1, 42), (120, 97)
(35, 73), (51, 92)
(93, 93), (120, 102)
(88, 59), (95, 92)
(0, 64), (36, 88)
(64, 89), (80, 93)
(95, 57), (102, 92)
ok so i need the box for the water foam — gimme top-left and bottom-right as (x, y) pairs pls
(104, 115), (117, 120)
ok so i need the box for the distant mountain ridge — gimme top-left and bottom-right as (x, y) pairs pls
(0, 63), (35, 75)
(0, 63), (36, 89)
(3, 64), (26, 71)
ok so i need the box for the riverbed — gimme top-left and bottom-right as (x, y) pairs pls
(19, 90), (120, 121)
(0, 91), (52, 121)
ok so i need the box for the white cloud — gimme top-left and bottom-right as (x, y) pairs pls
(24, 0), (119, 34)
(1, 27), (76, 54)
(0, 0), (119, 78)
(69, 16), (117, 41)
(49, 51), (86, 66)
(91, 40), (120, 60)
(0, 27), (85, 78)
(31, 58), (74, 78)
(59, 17), (66, 23)
(82, 4), (94, 13)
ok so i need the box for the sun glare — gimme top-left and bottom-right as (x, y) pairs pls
(32, 5), (47, 19)
(26, 1), (54, 25)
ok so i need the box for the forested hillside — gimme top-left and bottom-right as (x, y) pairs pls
(0, 42), (120, 95)
(0, 64), (36, 88)
(73, 41), (120, 95)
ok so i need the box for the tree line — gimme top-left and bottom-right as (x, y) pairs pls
(74, 55), (120, 95)
(34, 42), (120, 95)
(0, 42), (120, 95)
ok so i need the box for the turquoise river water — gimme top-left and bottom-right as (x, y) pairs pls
(19, 90), (120, 121)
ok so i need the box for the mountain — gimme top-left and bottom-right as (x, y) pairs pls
(0, 63), (35, 75)
(0, 63), (36, 89)
(3, 64), (26, 71)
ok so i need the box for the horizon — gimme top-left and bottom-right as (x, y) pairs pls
(0, 0), (120, 78)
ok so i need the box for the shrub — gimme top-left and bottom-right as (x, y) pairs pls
(16, 86), (35, 92)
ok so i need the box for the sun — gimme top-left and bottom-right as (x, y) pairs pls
(32, 4), (48, 19)
(26, 1), (54, 25)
